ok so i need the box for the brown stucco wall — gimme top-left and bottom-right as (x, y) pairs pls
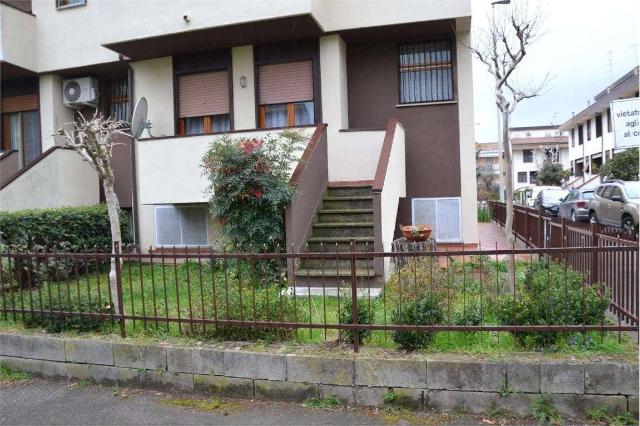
(345, 29), (461, 228)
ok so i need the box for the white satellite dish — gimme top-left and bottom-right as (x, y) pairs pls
(130, 97), (152, 138)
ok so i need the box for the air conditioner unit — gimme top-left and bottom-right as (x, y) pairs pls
(62, 77), (98, 108)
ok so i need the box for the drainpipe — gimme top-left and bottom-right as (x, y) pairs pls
(121, 55), (140, 248)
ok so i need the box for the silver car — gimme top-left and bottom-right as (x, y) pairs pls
(588, 181), (640, 232)
(558, 189), (595, 222)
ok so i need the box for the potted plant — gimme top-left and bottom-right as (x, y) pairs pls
(399, 224), (432, 241)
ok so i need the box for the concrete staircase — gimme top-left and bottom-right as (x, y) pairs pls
(294, 184), (376, 286)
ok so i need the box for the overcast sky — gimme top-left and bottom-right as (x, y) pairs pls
(471, 0), (640, 142)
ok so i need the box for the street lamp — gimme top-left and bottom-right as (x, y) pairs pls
(491, 0), (511, 201)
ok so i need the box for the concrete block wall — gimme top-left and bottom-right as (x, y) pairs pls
(0, 333), (637, 419)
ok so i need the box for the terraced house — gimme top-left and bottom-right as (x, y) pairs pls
(0, 0), (477, 282)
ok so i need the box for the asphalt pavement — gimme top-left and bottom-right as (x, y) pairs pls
(0, 377), (540, 425)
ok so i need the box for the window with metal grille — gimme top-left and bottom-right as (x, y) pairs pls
(106, 79), (129, 123)
(523, 149), (533, 163)
(529, 171), (537, 184)
(56, 0), (86, 9)
(398, 40), (454, 104)
(586, 119), (592, 140)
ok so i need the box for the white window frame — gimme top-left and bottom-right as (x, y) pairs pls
(411, 197), (462, 243)
(56, 0), (87, 10)
(154, 205), (209, 247)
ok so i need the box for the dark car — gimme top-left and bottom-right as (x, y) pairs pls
(533, 188), (569, 216)
(558, 189), (595, 222)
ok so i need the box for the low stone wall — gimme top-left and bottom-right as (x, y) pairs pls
(0, 333), (637, 419)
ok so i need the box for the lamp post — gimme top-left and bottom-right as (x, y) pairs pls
(491, 0), (511, 201)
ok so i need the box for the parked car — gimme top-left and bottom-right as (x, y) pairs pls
(533, 187), (569, 216)
(558, 189), (595, 222)
(588, 180), (640, 232)
(514, 185), (559, 207)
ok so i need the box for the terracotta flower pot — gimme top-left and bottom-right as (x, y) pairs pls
(400, 225), (432, 241)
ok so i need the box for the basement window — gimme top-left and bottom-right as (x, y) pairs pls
(411, 197), (461, 242)
(155, 205), (208, 247)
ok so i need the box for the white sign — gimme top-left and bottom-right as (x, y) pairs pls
(611, 97), (640, 148)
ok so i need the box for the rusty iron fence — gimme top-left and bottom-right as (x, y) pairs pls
(488, 201), (639, 325)
(0, 241), (637, 352)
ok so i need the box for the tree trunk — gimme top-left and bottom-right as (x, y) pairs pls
(502, 109), (516, 291)
(103, 178), (122, 315)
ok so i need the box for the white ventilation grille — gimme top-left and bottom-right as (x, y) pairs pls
(155, 205), (208, 246)
(411, 197), (461, 242)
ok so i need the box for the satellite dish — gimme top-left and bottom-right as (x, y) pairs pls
(130, 97), (149, 138)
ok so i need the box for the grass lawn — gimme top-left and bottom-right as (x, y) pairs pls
(0, 257), (636, 356)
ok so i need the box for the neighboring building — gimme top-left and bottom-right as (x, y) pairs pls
(0, 0), (478, 282)
(508, 125), (569, 190)
(476, 125), (569, 196)
(559, 66), (639, 189)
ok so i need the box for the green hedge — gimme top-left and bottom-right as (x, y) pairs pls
(0, 204), (130, 251)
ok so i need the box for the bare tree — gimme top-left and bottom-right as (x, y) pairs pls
(60, 113), (128, 314)
(468, 1), (550, 288)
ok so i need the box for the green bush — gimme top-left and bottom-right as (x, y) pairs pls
(384, 257), (449, 310)
(453, 303), (483, 326)
(600, 147), (639, 181)
(497, 261), (609, 347)
(0, 204), (129, 251)
(392, 292), (444, 350)
(201, 131), (306, 253)
(0, 204), (128, 287)
(23, 296), (111, 333)
(339, 293), (376, 344)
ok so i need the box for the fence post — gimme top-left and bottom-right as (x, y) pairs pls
(350, 239), (359, 353)
(590, 223), (599, 285)
(114, 241), (126, 338)
(524, 208), (529, 247)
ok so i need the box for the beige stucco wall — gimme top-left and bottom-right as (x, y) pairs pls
(0, 149), (99, 212)
(131, 57), (175, 138)
(327, 131), (385, 181)
(30, 0), (311, 73)
(455, 20), (478, 244)
(0, 3), (36, 71)
(22, 0), (470, 73)
(380, 124), (406, 254)
(39, 74), (74, 150)
(231, 45), (256, 130)
(311, 0), (471, 31)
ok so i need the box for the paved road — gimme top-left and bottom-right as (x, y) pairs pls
(0, 378), (538, 425)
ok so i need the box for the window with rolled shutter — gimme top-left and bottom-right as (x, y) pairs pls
(411, 198), (461, 242)
(257, 61), (314, 128)
(177, 71), (230, 135)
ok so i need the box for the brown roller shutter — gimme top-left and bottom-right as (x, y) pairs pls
(2, 94), (38, 113)
(178, 71), (229, 118)
(259, 61), (313, 105)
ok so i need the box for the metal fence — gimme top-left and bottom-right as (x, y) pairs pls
(488, 201), (639, 324)
(1, 241), (637, 352)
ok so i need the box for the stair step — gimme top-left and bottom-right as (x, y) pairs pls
(299, 257), (373, 270)
(294, 268), (375, 278)
(327, 185), (373, 197)
(323, 196), (373, 210)
(306, 240), (374, 253)
(307, 236), (374, 243)
(317, 209), (373, 224)
(311, 222), (374, 238)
